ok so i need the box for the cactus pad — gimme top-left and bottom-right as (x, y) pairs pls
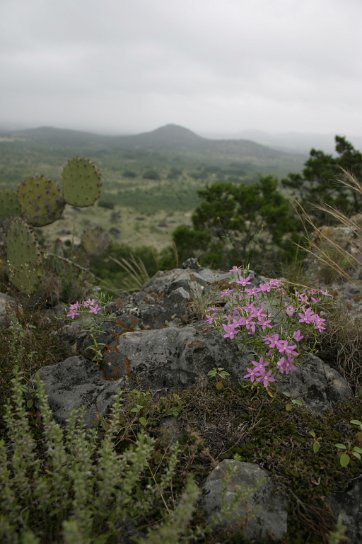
(0, 189), (21, 222)
(17, 176), (65, 227)
(81, 225), (110, 256)
(62, 157), (101, 207)
(6, 218), (43, 294)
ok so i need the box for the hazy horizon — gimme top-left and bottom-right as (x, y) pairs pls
(1, 0), (362, 139)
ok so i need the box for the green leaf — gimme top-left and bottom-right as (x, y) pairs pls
(139, 416), (148, 427)
(285, 403), (292, 412)
(292, 399), (302, 406)
(309, 430), (316, 438)
(350, 419), (362, 428)
(313, 442), (320, 454)
(352, 446), (362, 454)
(339, 453), (350, 467)
(334, 443), (347, 450)
(208, 369), (217, 378)
(351, 451), (361, 460)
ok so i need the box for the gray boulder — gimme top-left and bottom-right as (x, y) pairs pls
(329, 475), (362, 544)
(37, 356), (123, 426)
(202, 460), (288, 542)
(110, 266), (230, 329)
(0, 292), (17, 327)
(275, 354), (352, 414)
(102, 324), (244, 390)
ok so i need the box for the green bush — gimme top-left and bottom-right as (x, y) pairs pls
(172, 177), (301, 275)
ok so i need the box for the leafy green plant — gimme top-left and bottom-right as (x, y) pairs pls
(327, 515), (348, 544)
(282, 391), (303, 412)
(350, 419), (362, 444)
(0, 369), (199, 543)
(207, 367), (231, 390)
(308, 430), (322, 454)
(334, 442), (362, 467)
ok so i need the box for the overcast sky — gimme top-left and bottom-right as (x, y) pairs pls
(1, 0), (361, 136)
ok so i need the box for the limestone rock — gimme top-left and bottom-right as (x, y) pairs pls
(102, 324), (244, 390)
(37, 356), (123, 426)
(275, 354), (353, 414)
(202, 459), (288, 542)
(329, 475), (362, 544)
(0, 292), (17, 327)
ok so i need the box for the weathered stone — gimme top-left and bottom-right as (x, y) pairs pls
(275, 354), (353, 414)
(0, 292), (17, 327)
(37, 356), (123, 426)
(329, 475), (362, 544)
(102, 324), (244, 390)
(202, 460), (288, 541)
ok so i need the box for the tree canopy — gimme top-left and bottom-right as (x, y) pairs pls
(282, 135), (362, 225)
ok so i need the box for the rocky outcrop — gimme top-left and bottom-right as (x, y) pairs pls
(43, 265), (353, 422)
(33, 262), (360, 542)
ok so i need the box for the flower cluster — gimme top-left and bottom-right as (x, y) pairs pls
(206, 266), (330, 389)
(65, 298), (105, 363)
(67, 299), (101, 319)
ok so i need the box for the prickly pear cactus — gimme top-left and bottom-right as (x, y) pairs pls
(0, 189), (21, 222)
(17, 176), (65, 227)
(6, 218), (43, 294)
(62, 157), (101, 207)
(81, 225), (110, 256)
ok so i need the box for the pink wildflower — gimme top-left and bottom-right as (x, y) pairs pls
(67, 302), (81, 319)
(83, 298), (96, 308)
(257, 370), (275, 387)
(251, 357), (269, 376)
(263, 333), (280, 348)
(285, 305), (296, 317)
(88, 303), (101, 315)
(220, 288), (233, 298)
(237, 275), (252, 287)
(223, 323), (237, 340)
(293, 329), (304, 342)
(244, 366), (258, 383)
(258, 317), (272, 330)
(275, 339), (298, 357)
(298, 307), (315, 324)
(277, 356), (297, 375)
(259, 282), (272, 293)
(245, 286), (260, 296)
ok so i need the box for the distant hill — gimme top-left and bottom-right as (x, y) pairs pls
(6, 123), (304, 161)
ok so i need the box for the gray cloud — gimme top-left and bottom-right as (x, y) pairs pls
(0, 0), (361, 135)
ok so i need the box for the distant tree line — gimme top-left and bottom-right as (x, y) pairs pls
(171, 136), (362, 274)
